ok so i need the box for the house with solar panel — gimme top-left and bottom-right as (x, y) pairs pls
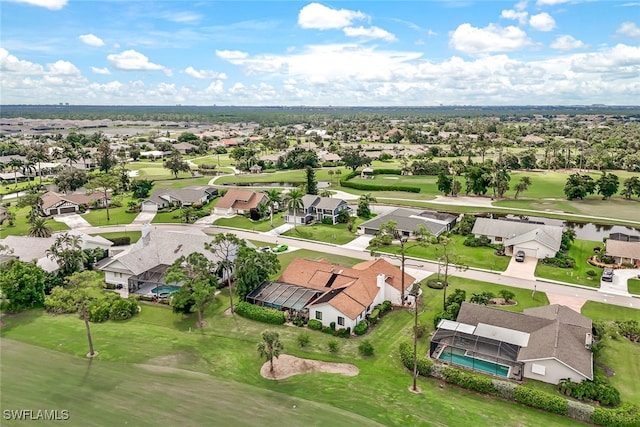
(430, 302), (593, 385)
(246, 257), (416, 330)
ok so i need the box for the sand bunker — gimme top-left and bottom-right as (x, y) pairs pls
(260, 354), (359, 380)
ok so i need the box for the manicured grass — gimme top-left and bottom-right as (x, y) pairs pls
(214, 212), (285, 232)
(125, 162), (193, 181)
(151, 176), (214, 189)
(272, 248), (364, 278)
(82, 206), (138, 227)
(581, 301), (640, 323)
(628, 278), (640, 295)
(282, 218), (367, 245)
(534, 239), (602, 287)
(597, 336), (640, 403)
(0, 179), (53, 195)
(372, 234), (511, 272)
(90, 231), (141, 244)
(0, 206), (69, 238)
(1, 298), (579, 427)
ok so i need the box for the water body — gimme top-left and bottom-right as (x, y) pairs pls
(499, 214), (640, 242)
(221, 181), (330, 189)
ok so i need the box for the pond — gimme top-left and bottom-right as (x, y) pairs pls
(497, 214), (640, 242)
(221, 181), (330, 189)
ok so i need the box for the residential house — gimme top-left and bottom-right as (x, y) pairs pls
(358, 207), (458, 237)
(471, 217), (563, 259)
(141, 186), (218, 212)
(284, 195), (350, 225)
(98, 227), (236, 295)
(605, 239), (640, 267)
(247, 258), (416, 330)
(213, 189), (267, 215)
(41, 191), (110, 216)
(430, 303), (593, 385)
(0, 171), (26, 183)
(0, 232), (113, 273)
(173, 142), (198, 154)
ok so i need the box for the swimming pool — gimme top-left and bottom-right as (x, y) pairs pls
(439, 348), (510, 377)
(150, 285), (181, 296)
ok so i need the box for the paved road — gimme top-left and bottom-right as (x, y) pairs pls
(74, 222), (639, 310)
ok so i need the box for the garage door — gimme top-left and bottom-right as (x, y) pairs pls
(515, 246), (538, 258)
(59, 206), (76, 214)
(49, 208), (58, 215)
(142, 203), (157, 212)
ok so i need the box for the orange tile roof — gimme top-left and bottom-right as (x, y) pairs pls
(216, 189), (266, 210)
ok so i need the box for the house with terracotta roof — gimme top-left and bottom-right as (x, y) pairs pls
(41, 191), (110, 216)
(213, 189), (267, 215)
(247, 258), (416, 330)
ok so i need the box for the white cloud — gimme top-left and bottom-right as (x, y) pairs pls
(161, 11), (202, 23)
(79, 34), (105, 47)
(184, 66), (227, 80)
(216, 50), (249, 61)
(569, 44), (640, 74)
(343, 26), (397, 41)
(529, 13), (556, 31)
(536, 0), (571, 5)
(501, 9), (528, 25)
(107, 50), (168, 74)
(47, 60), (81, 75)
(617, 22), (640, 38)
(8, 0), (67, 10)
(550, 35), (586, 50)
(205, 80), (224, 94)
(449, 23), (532, 54)
(0, 48), (43, 74)
(298, 2), (367, 30)
(91, 66), (111, 75)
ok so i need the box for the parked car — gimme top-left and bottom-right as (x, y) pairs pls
(601, 268), (614, 282)
(273, 244), (288, 253)
(515, 251), (525, 262)
(258, 246), (271, 252)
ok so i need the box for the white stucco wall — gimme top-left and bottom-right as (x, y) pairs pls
(105, 270), (130, 287)
(311, 303), (360, 330)
(514, 241), (556, 259)
(523, 358), (589, 384)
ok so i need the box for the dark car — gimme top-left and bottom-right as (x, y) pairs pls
(601, 268), (614, 282)
(515, 251), (525, 262)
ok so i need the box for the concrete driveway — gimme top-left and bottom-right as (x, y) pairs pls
(53, 213), (92, 229)
(502, 256), (538, 280)
(340, 235), (373, 251)
(599, 268), (639, 296)
(132, 211), (156, 224)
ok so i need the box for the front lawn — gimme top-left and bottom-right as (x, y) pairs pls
(0, 206), (69, 238)
(534, 239), (602, 287)
(371, 234), (511, 272)
(628, 278), (640, 295)
(597, 335), (640, 403)
(282, 218), (367, 245)
(214, 212), (285, 232)
(581, 301), (640, 323)
(82, 206), (138, 226)
(90, 231), (142, 244)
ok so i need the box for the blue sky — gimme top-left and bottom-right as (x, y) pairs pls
(1, 0), (639, 106)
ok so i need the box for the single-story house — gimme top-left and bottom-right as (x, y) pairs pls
(173, 142), (198, 154)
(605, 239), (640, 267)
(0, 232), (113, 273)
(98, 226), (237, 295)
(285, 195), (350, 225)
(142, 186), (218, 212)
(430, 303), (593, 385)
(249, 164), (262, 174)
(360, 167), (374, 179)
(0, 171), (27, 183)
(247, 258), (416, 330)
(213, 189), (267, 215)
(358, 207), (458, 237)
(471, 217), (563, 259)
(139, 150), (167, 159)
(41, 191), (110, 216)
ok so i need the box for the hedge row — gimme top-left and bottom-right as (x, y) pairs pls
(398, 341), (433, 376)
(107, 236), (131, 246)
(340, 171), (421, 193)
(405, 348), (639, 426)
(372, 168), (402, 175)
(234, 301), (286, 325)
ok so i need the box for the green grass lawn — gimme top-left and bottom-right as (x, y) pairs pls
(534, 239), (602, 287)
(372, 234), (511, 272)
(125, 162), (194, 181)
(1, 293), (580, 427)
(82, 206), (138, 227)
(628, 278), (640, 295)
(282, 218), (367, 245)
(597, 337), (640, 402)
(495, 197), (640, 223)
(581, 301), (640, 323)
(90, 230), (141, 244)
(213, 212), (285, 232)
(0, 206), (69, 238)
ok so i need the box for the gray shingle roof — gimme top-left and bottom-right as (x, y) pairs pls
(503, 228), (562, 252)
(472, 218), (562, 250)
(358, 207), (452, 236)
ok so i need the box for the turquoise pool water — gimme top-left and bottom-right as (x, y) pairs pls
(439, 350), (510, 377)
(151, 285), (181, 295)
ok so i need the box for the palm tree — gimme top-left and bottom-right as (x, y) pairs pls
(78, 148), (92, 170)
(285, 188), (304, 229)
(8, 158), (24, 187)
(29, 216), (52, 238)
(514, 176), (532, 199)
(264, 188), (281, 228)
(27, 147), (49, 184)
(257, 330), (284, 374)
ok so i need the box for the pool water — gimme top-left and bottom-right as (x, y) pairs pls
(439, 350), (510, 377)
(151, 285), (181, 295)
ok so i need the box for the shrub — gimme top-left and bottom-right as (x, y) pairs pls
(426, 279), (446, 289)
(513, 386), (568, 415)
(327, 339), (339, 353)
(109, 297), (139, 321)
(321, 326), (334, 335)
(234, 301), (286, 325)
(358, 339), (374, 356)
(297, 332), (310, 348)
(491, 379), (517, 400)
(329, 321), (336, 330)
(44, 286), (76, 314)
(567, 400), (595, 424)
(586, 269), (597, 277)
(354, 319), (368, 335)
(87, 300), (111, 323)
(542, 253), (576, 268)
(617, 320), (640, 342)
(335, 328), (350, 338)
(398, 341), (432, 376)
(497, 289), (515, 303)
(339, 171), (421, 193)
(307, 319), (323, 330)
(591, 403), (640, 427)
(380, 300), (392, 313)
(413, 323), (427, 339)
(107, 236), (131, 246)
(463, 235), (491, 247)
(368, 308), (380, 324)
(442, 367), (496, 394)
(292, 317), (305, 327)
(321, 217), (333, 225)
(469, 291), (495, 305)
